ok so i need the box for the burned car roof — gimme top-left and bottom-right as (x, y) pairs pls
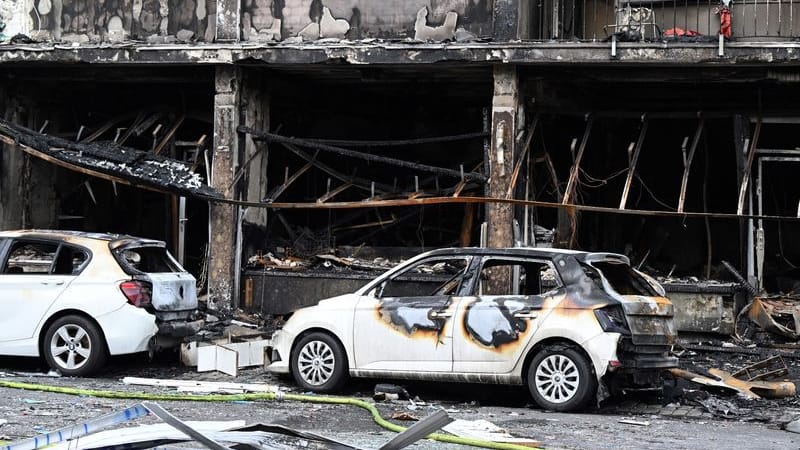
(0, 229), (165, 248)
(414, 247), (629, 264)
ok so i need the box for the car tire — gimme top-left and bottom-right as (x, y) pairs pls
(527, 345), (596, 412)
(290, 332), (348, 393)
(43, 315), (107, 377)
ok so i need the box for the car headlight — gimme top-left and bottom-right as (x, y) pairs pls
(594, 305), (630, 335)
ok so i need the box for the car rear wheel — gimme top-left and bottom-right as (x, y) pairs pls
(43, 315), (107, 376)
(290, 332), (348, 393)
(527, 345), (596, 412)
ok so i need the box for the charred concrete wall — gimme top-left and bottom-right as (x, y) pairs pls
(7, 0), (493, 43)
(244, 0), (493, 41)
(18, 0), (215, 42)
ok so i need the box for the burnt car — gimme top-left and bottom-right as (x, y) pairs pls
(267, 247), (677, 411)
(0, 230), (201, 376)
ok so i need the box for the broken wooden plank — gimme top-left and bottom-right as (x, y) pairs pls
(317, 181), (353, 203)
(265, 152), (317, 202)
(619, 115), (649, 210)
(282, 142), (392, 194)
(153, 115), (186, 156)
(562, 115), (594, 205)
(737, 117), (762, 215)
(677, 115), (705, 213)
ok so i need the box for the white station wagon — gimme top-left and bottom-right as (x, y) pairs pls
(0, 230), (200, 376)
(267, 248), (678, 411)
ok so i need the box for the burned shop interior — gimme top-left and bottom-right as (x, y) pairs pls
(3, 64), (800, 336)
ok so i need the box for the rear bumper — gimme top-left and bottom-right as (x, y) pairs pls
(96, 304), (158, 355)
(157, 319), (204, 338)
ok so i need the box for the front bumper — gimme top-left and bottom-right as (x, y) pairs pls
(265, 329), (292, 375)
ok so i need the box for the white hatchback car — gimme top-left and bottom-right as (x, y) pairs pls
(0, 230), (200, 376)
(267, 248), (678, 411)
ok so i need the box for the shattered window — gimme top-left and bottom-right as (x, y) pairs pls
(477, 259), (559, 296)
(52, 246), (88, 275)
(3, 241), (58, 274)
(116, 246), (181, 273)
(587, 261), (658, 296)
(379, 257), (470, 298)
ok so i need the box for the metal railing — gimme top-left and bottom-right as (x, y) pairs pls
(530, 0), (800, 41)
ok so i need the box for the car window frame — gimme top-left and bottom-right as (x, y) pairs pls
(371, 255), (475, 299)
(111, 242), (185, 275)
(473, 256), (564, 297)
(0, 238), (92, 276)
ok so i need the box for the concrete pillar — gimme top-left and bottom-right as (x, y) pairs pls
(486, 65), (519, 249)
(208, 66), (241, 313)
(493, 0), (520, 41)
(215, 0), (241, 42)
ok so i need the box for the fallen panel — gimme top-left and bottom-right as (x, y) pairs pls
(0, 118), (220, 199)
(197, 344), (239, 376)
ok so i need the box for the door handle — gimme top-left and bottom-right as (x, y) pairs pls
(41, 280), (65, 286)
(430, 311), (452, 319)
(513, 312), (537, 319)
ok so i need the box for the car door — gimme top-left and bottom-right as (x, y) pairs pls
(352, 255), (473, 373)
(453, 256), (563, 373)
(0, 240), (85, 341)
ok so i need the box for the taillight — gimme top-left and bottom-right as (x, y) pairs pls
(594, 305), (630, 334)
(120, 280), (152, 308)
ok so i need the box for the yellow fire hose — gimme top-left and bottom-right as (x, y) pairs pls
(0, 379), (541, 450)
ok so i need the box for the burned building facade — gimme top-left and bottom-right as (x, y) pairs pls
(1, 0), (799, 332)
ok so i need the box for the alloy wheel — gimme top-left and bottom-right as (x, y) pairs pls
(297, 340), (336, 386)
(534, 354), (580, 404)
(49, 323), (92, 371)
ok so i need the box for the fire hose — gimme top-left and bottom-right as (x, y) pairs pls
(0, 379), (539, 450)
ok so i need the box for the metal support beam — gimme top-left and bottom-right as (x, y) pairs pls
(506, 114), (539, 199)
(677, 115), (705, 213)
(737, 117), (762, 215)
(562, 115), (594, 205)
(619, 115), (650, 210)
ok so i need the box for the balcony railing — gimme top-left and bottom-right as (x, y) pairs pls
(530, 0), (800, 41)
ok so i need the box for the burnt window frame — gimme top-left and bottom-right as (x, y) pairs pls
(374, 255), (475, 299)
(473, 256), (564, 297)
(111, 243), (184, 276)
(0, 238), (91, 276)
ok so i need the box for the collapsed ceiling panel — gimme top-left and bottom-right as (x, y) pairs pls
(0, 118), (220, 199)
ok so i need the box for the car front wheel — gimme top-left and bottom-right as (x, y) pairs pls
(527, 345), (596, 412)
(43, 315), (107, 376)
(290, 332), (348, 393)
